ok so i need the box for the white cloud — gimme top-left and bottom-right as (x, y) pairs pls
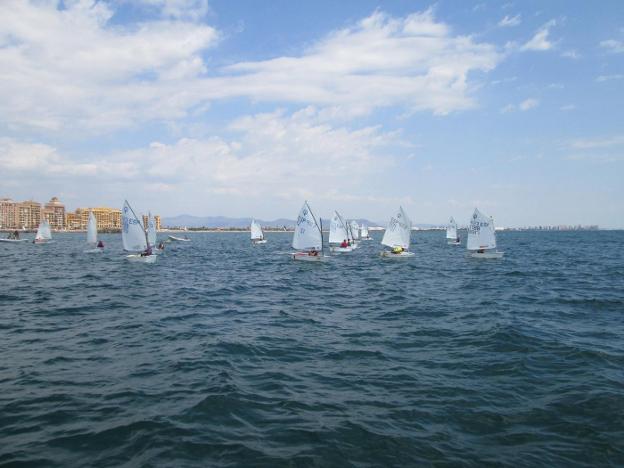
(498, 14), (521, 27)
(568, 136), (624, 150)
(561, 50), (580, 59)
(596, 74), (624, 82)
(0, 109), (405, 208)
(521, 20), (556, 51)
(501, 98), (539, 113)
(0, 3), (501, 134)
(138, 0), (210, 20)
(600, 39), (624, 54)
(560, 104), (576, 111)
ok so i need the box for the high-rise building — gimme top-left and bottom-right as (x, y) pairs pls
(0, 198), (17, 229)
(71, 207), (122, 230)
(17, 200), (41, 229)
(154, 215), (161, 231)
(43, 197), (65, 230)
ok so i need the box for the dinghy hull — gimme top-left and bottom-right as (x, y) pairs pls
(0, 239), (29, 243)
(292, 252), (328, 262)
(126, 254), (157, 263)
(330, 246), (353, 253)
(252, 239), (267, 244)
(447, 240), (461, 246)
(84, 248), (104, 254)
(468, 251), (504, 259)
(168, 235), (191, 242)
(380, 250), (415, 258)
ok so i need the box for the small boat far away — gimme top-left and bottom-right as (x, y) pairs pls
(360, 224), (372, 240)
(329, 211), (353, 253)
(292, 201), (328, 262)
(349, 220), (360, 249)
(467, 208), (504, 259)
(168, 234), (191, 242)
(251, 219), (267, 244)
(380, 206), (414, 258)
(0, 229), (29, 243)
(84, 210), (104, 253)
(446, 216), (461, 245)
(33, 219), (52, 244)
(122, 200), (157, 263)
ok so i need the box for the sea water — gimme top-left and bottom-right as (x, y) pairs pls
(1, 231), (623, 466)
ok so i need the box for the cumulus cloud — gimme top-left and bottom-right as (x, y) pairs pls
(498, 14), (521, 27)
(0, 3), (500, 134)
(596, 74), (624, 82)
(521, 20), (556, 51)
(600, 39), (624, 54)
(0, 109), (406, 212)
(501, 98), (539, 113)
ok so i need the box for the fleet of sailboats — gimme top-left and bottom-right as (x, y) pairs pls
(250, 219), (267, 244)
(1, 200), (506, 262)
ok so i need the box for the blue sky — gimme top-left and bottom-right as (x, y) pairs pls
(0, 0), (622, 227)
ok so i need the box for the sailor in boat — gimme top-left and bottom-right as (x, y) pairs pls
(456, 235), (460, 243)
(340, 239), (348, 248)
(158, 241), (165, 250)
(140, 245), (153, 257)
(477, 248), (485, 254)
(308, 250), (319, 257)
(8, 230), (19, 240)
(392, 246), (404, 255)
(97, 240), (104, 249)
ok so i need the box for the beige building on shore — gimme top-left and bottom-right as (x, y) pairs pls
(67, 207), (122, 230)
(43, 197), (65, 230)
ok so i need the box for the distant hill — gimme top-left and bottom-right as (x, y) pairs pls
(162, 215), (382, 229)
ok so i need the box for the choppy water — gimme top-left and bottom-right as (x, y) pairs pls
(1, 230), (623, 467)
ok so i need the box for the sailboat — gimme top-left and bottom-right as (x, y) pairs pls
(360, 224), (372, 240)
(380, 206), (414, 258)
(329, 211), (352, 253)
(291, 201), (328, 262)
(250, 219), (267, 244)
(349, 220), (360, 248)
(122, 200), (157, 263)
(84, 211), (103, 253)
(466, 208), (504, 259)
(446, 216), (460, 245)
(33, 219), (52, 244)
(147, 212), (163, 254)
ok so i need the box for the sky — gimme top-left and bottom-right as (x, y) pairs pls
(0, 0), (623, 227)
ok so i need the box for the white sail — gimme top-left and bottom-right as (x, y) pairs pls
(35, 220), (52, 240)
(467, 208), (497, 251)
(329, 211), (349, 244)
(361, 225), (369, 238)
(122, 200), (147, 252)
(292, 201), (322, 251)
(147, 212), (156, 247)
(381, 206), (411, 249)
(250, 219), (264, 240)
(350, 221), (360, 240)
(446, 217), (457, 239)
(87, 211), (98, 245)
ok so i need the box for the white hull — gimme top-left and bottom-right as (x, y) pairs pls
(330, 246), (353, 253)
(380, 250), (415, 258)
(468, 251), (504, 259)
(84, 248), (104, 254)
(126, 254), (158, 263)
(0, 238), (29, 243)
(292, 252), (329, 262)
(252, 239), (267, 244)
(447, 240), (461, 245)
(33, 239), (53, 244)
(168, 235), (191, 242)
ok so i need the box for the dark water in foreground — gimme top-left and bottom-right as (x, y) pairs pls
(1, 231), (623, 467)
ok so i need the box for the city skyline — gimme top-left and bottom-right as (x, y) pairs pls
(1, 1), (623, 228)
